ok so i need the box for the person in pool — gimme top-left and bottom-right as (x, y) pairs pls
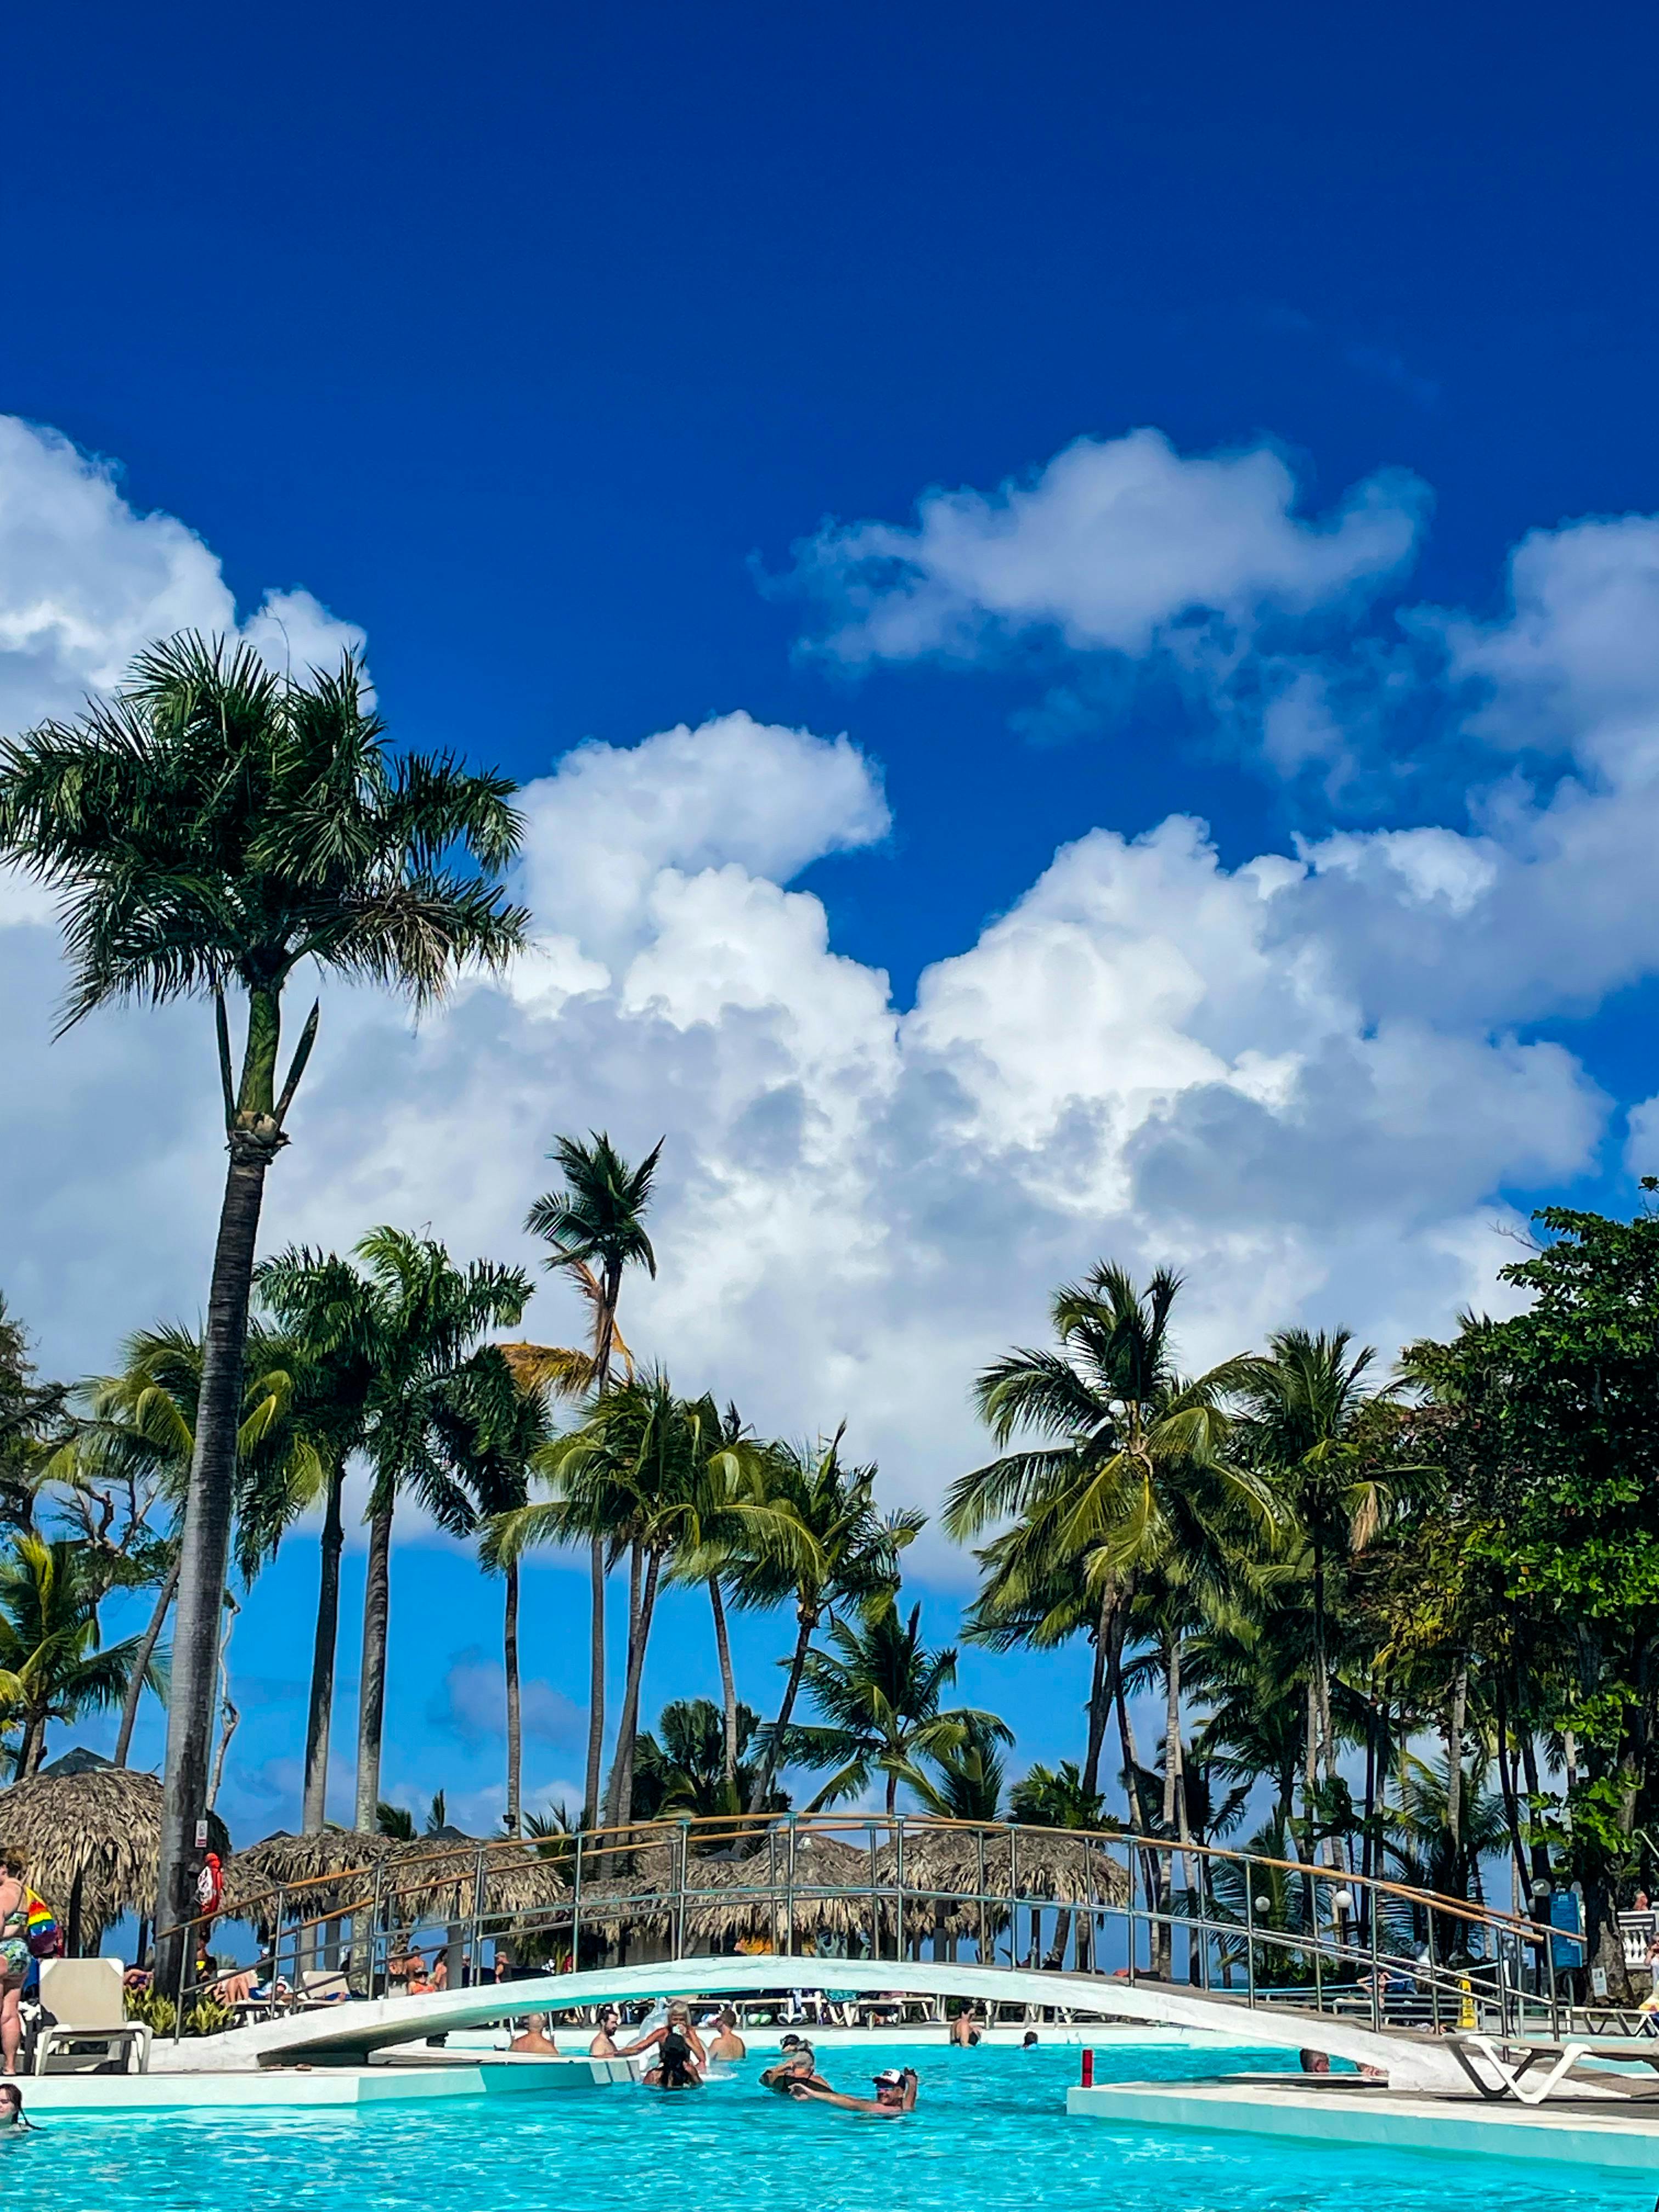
(791, 2064), (918, 2118)
(0, 2084), (34, 2131)
(645, 2024), (701, 2091)
(949, 2006), (981, 2046)
(624, 2001), (707, 2067)
(589, 2007), (624, 2057)
(760, 2045), (831, 2094)
(705, 2007), (746, 2061)
(510, 2013), (558, 2055)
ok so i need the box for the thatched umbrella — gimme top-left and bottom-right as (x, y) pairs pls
(878, 1822), (1130, 1909)
(222, 1829), (390, 1934)
(0, 1767), (229, 1955)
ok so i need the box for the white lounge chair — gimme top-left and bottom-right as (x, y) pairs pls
(33, 1958), (152, 2075)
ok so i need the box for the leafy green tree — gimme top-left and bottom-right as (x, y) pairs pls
(524, 1132), (662, 1826)
(1411, 1201), (1659, 1990)
(912, 1716), (1009, 1821)
(0, 633), (526, 1964)
(780, 1595), (1010, 1815)
(0, 1536), (165, 1776)
(737, 1431), (922, 1814)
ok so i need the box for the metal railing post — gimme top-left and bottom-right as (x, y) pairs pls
(1127, 1833), (1138, 1985)
(1244, 1864), (1256, 2010)
(572, 1830), (584, 1971)
(786, 1814), (797, 1957)
(1368, 1876), (1381, 2031)
(172, 1909), (190, 2042)
(675, 1820), (690, 1960)
(467, 1843), (487, 1986)
(976, 1826), (986, 1966)
(867, 1822), (879, 1962)
(895, 1819), (906, 1962)
(1008, 1823), (1018, 1970)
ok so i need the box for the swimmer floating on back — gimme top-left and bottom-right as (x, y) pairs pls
(791, 2064), (918, 2118)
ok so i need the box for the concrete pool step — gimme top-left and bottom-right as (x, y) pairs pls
(1068, 2078), (1659, 2170)
(13, 2056), (628, 2115)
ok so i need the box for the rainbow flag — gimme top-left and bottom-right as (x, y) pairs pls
(24, 1897), (57, 1953)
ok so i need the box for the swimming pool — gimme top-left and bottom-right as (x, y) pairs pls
(5, 2042), (1651, 2212)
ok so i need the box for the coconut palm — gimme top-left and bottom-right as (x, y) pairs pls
(1237, 1328), (1397, 1822)
(915, 1718), (1010, 1821)
(72, 1321), (323, 1770)
(631, 1697), (785, 1822)
(736, 1432), (922, 1815)
(0, 1294), (65, 1534)
(779, 1595), (1011, 1816)
(524, 1131), (662, 1826)
(329, 1231), (533, 1830)
(946, 1263), (1266, 1807)
(0, 633), (526, 1963)
(0, 1537), (165, 1778)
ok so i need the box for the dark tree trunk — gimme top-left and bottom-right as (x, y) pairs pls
(750, 1611), (816, 1813)
(354, 1496), (394, 1831)
(301, 1466), (345, 1831)
(1516, 1691), (1553, 1886)
(504, 1558), (522, 1836)
(605, 1549), (661, 1830)
(582, 1535), (606, 1829)
(1492, 1668), (1528, 1909)
(154, 1126), (278, 1992)
(709, 1576), (738, 1790)
(115, 1555), (179, 1768)
(1080, 1594), (1116, 1796)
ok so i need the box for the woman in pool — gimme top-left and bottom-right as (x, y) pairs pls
(0, 1850), (33, 2078)
(0, 2083), (33, 2131)
(624, 2001), (707, 2067)
(645, 2024), (701, 2091)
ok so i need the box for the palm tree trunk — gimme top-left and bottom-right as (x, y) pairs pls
(1493, 1668), (1527, 1909)
(582, 1534), (605, 1829)
(154, 1124), (278, 1989)
(749, 1610), (816, 1814)
(605, 1550), (662, 1829)
(709, 1576), (738, 1790)
(1444, 1656), (1469, 1862)
(504, 1558), (522, 1837)
(301, 1467), (344, 1831)
(1161, 1633), (1182, 1832)
(1516, 1668), (1553, 1886)
(15, 1712), (42, 1780)
(354, 1496), (395, 1832)
(208, 1592), (240, 1808)
(114, 1555), (179, 1768)
(1081, 1594), (1117, 1795)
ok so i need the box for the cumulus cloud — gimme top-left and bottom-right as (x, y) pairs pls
(428, 1649), (583, 1748)
(786, 427), (1427, 665)
(0, 414), (364, 740)
(0, 408), (1653, 1584)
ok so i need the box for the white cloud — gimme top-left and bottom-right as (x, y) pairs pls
(788, 428), (1426, 665)
(0, 415), (364, 742)
(0, 408), (1649, 1590)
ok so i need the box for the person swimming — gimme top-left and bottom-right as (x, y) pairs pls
(760, 2045), (831, 2095)
(790, 2064), (918, 2118)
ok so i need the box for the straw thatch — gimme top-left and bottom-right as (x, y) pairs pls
(878, 1822), (1130, 1910)
(0, 1766), (230, 1954)
(222, 1828), (572, 1938)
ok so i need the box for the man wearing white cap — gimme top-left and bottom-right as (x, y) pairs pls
(790, 2064), (918, 2116)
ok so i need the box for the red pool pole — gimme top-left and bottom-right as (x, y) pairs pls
(1081, 2048), (1094, 2086)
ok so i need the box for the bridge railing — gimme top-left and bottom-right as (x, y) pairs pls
(158, 1812), (1562, 2045)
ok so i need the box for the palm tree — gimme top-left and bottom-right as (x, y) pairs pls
(631, 1697), (786, 1821)
(1238, 1328), (1395, 1835)
(736, 1431), (922, 1814)
(946, 1263), (1265, 1808)
(914, 1717), (1009, 1821)
(0, 633), (526, 1966)
(524, 1131), (662, 1827)
(780, 1595), (1011, 1816)
(0, 1536), (165, 1776)
(74, 1321), (323, 1770)
(342, 1231), (533, 1831)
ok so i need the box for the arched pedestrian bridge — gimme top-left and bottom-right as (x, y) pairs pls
(173, 1814), (1562, 2094)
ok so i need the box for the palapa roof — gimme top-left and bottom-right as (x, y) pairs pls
(876, 1821), (1130, 1909)
(223, 1828), (571, 1935)
(0, 1767), (230, 1949)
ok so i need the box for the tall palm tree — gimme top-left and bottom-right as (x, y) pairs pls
(1238, 1328), (1395, 1831)
(946, 1263), (1265, 1808)
(0, 633), (526, 1966)
(0, 1537), (165, 1777)
(736, 1431), (922, 1814)
(525, 1131), (662, 1827)
(780, 1596), (1010, 1816)
(341, 1230), (533, 1831)
(0, 1294), (65, 1534)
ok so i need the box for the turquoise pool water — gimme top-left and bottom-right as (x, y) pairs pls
(5, 2042), (1653, 2212)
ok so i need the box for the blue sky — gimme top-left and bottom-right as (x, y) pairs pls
(7, 0), (1659, 1840)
